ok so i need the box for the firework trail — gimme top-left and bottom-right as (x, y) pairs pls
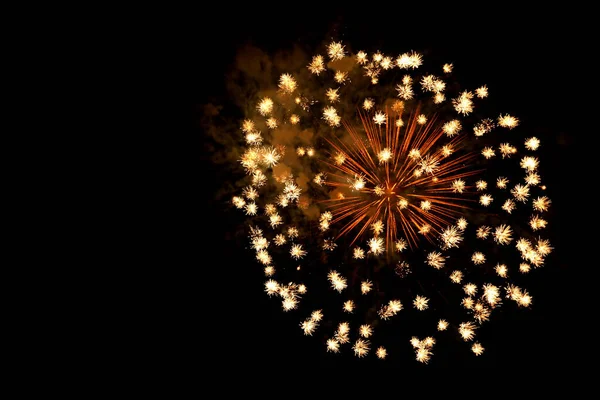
(227, 40), (552, 364)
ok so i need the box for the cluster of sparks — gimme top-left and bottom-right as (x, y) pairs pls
(230, 40), (553, 364)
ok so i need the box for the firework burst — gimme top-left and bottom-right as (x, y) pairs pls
(228, 39), (553, 364)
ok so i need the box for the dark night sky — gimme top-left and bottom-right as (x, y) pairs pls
(189, 9), (578, 368)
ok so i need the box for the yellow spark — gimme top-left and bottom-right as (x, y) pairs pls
(334, 152), (346, 165)
(427, 251), (445, 269)
(290, 114), (300, 124)
(334, 71), (348, 83)
(337, 322), (350, 335)
(290, 243), (306, 260)
(310, 310), (323, 322)
(441, 225), (463, 249)
(241, 119), (255, 133)
(459, 322), (477, 341)
(306, 147), (315, 157)
(301, 319), (317, 335)
(473, 119), (495, 136)
(442, 120), (461, 137)
(456, 218), (468, 230)
(266, 117), (277, 129)
(361, 280), (373, 294)
(464, 283), (477, 296)
(343, 300), (355, 312)
(536, 238), (553, 256)
(521, 175), (540, 194)
(495, 264), (508, 278)
(417, 114), (427, 124)
(373, 111), (387, 125)
(326, 88), (340, 103)
(322, 106), (341, 127)
(353, 338), (370, 358)
(499, 143), (517, 158)
(481, 147), (495, 159)
(498, 114), (519, 129)
(352, 175), (365, 190)
(395, 238), (408, 252)
(450, 270), (463, 283)
(497, 177), (509, 188)
(313, 172), (325, 185)
(257, 97), (273, 116)
(232, 196), (245, 209)
(328, 41), (346, 60)
(453, 91), (474, 115)
(421, 75), (446, 93)
(328, 270), (347, 292)
(476, 85), (488, 98)
(359, 324), (373, 338)
(363, 98), (374, 110)
(533, 196), (551, 212)
(476, 226), (490, 239)
(261, 146), (281, 167)
(502, 199), (516, 214)
(263, 265), (275, 277)
(530, 215), (547, 231)
(396, 83), (414, 100)
(451, 179), (465, 193)
(416, 347), (432, 364)
(278, 73), (297, 94)
(438, 319), (449, 331)
(392, 100), (405, 112)
(356, 51), (368, 65)
(493, 224), (513, 245)
(462, 297), (474, 309)
(256, 249), (272, 265)
(367, 237), (384, 255)
(243, 186), (258, 200)
(443, 63), (453, 73)
(519, 263), (531, 273)
(471, 342), (484, 355)
(376, 347), (387, 359)
(413, 295), (429, 310)
(252, 235), (268, 251)
(434, 93), (445, 103)
(472, 252), (486, 265)
(308, 55), (325, 75)
(483, 284), (501, 307)
(479, 194), (493, 206)
(420, 200), (432, 211)
(378, 299), (403, 320)
(442, 144), (454, 157)
(323, 238), (337, 250)
(274, 234), (286, 246)
(511, 184), (530, 202)
(525, 137), (540, 151)
(475, 180), (488, 191)
(378, 147), (392, 163)
(520, 156), (539, 171)
(265, 279), (279, 296)
(326, 339), (340, 352)
(396, 51), (423, 69)
(398, 198), (409, 209)
(352, 247), (365, 260)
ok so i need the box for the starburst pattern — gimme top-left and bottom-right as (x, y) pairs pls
(229, 39), (553, 365)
